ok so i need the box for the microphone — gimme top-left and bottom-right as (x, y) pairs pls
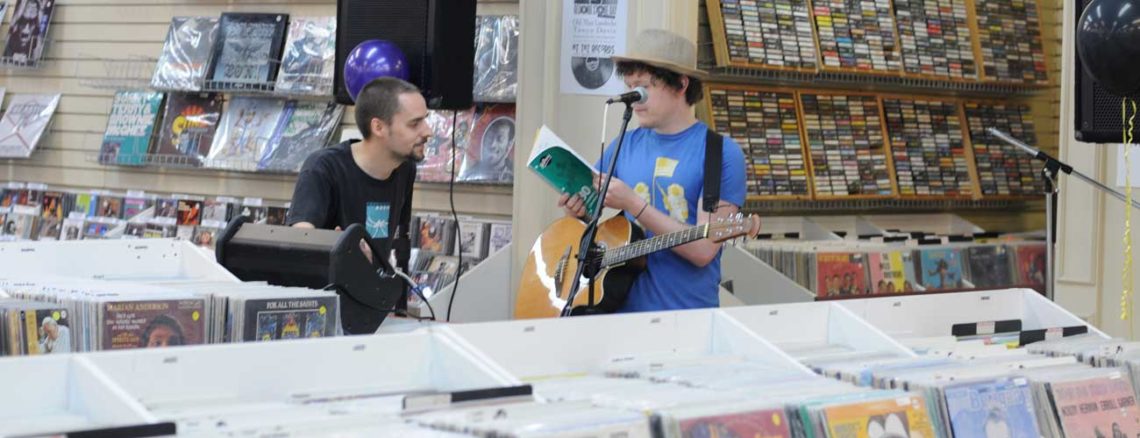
(986, 127), (1073, 175)
(986, 128), (1042, 159)
(605, 87), (648, 105)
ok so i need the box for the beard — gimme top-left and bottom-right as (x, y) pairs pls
(391, 142), (426, 163)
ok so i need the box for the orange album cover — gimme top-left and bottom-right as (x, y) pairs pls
(822, 394), (936, 438)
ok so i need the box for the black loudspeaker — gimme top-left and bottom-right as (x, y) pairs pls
(335, 0), (477, 110)
(1074, 0), (1139, 143)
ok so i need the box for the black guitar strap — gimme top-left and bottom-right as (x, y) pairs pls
(703, 128), (723, 214)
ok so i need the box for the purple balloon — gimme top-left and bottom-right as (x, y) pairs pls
(344, 39), (410, 102)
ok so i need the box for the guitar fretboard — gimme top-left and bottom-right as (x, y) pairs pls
(602, 224), (709, 266)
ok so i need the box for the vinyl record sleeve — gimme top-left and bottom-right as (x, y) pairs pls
(150, 17), (219, 91)
(0, 94), (60, 158)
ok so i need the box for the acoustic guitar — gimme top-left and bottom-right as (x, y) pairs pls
(515, 213), (760, 319)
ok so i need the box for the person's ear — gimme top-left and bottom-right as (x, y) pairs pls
(371, 117), (386, 138)
(678, 76), (689, 97)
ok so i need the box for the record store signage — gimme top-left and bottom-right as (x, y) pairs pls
(560, 0), (628, 96)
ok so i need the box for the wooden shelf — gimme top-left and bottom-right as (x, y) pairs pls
(743, 197), (1040, 214)
(703, 65), (1047, 97)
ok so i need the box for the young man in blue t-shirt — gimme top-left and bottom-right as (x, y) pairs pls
(558, 29), (748, 312)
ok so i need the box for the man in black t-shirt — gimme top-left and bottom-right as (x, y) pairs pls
(287, 77), (432, 261)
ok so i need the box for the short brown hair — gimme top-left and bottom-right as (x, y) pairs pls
(354, 77), (420, 139)
(615, 61), (704, 105)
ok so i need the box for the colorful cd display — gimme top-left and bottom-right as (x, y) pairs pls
(812, 0), (902, 72)
(893, 0), (977, 79)
(800, 93), (894, 197)
(964, 102), (1044, 196)
(718, 0), (818, 69)
(883, 98), (973, 197)
(975, 0), (1048, 83)
(709, 87), (810, 197)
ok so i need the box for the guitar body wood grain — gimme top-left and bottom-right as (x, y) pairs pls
(515, 215), (642, 319)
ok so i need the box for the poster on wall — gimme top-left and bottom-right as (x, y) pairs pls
(559, 0), (628, 96)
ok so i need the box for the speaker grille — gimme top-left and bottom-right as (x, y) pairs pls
(1074, 0), (1137, 143)
(335, 0), (430, 105)
(334, 0), (475, 109)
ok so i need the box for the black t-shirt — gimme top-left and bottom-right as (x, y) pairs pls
(286, 140), (416, 246)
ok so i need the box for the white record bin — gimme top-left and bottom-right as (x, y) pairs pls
(836, 288), (1108, 340)
(0, 239), (237, 282)
(83, 330), (518, 411)
(441, 308), (814, 381)
(0, 355), (154, 436)
(719, 301), (915, 358)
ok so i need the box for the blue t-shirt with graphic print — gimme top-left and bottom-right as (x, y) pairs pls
(596, 121), (747, 312)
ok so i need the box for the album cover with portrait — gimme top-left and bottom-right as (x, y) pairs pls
(459, 104), (515, 183)
(815, 252), (869, 297)
(1, 0), (55, 65)
(100, 298), (205, 350)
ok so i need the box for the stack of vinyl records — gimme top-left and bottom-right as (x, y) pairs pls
(530, 354), (954, 438)
(203, 286), (339, 343)
(744, 238), (1048, 297)
(1, 276), (209, 352)
(0, 299), (70, 355)
(0, 183), (289, 248)
(0, 277), (342, 355)
(785, 311), (1137, 437)
(407, 214), (512, 306)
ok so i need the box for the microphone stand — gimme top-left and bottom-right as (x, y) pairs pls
(988, 128), (1140, 302)
(560, 102), (636, 317)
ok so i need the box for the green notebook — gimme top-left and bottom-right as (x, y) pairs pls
(527, 125), (600, 220)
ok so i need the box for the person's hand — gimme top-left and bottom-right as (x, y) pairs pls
(558, 193), (587, 218)
(596, 173), (640, 212)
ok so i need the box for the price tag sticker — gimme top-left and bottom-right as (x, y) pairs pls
(977, 321), (996, 335)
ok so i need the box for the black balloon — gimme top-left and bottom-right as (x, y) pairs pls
(1078, 0), (1140, 96)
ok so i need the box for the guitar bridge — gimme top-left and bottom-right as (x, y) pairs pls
(553, 245), (572, 298)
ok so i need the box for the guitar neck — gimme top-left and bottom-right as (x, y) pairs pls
(601, 224), (709, 267)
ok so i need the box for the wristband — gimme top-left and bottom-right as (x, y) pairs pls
(634, 201), (649, 220)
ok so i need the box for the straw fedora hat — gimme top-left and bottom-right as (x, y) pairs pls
(611, 29), (709, 80)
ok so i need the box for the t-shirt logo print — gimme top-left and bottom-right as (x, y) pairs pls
(365, 202), (390, 238)
(652, 157), (687, 222)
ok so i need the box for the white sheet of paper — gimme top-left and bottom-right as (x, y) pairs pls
(1116, 143), (1140, 188)
(559, 0), (628, 96)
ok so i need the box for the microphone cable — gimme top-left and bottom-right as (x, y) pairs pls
(447, 110), (463, 322)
